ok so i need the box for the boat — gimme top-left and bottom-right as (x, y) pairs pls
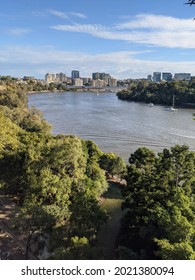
(148, 103), (154, 107)
(169, 106), (177, 112)
(165, 95), (178, 112)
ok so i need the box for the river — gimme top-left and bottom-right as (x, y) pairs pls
(28, 91), (195, 161)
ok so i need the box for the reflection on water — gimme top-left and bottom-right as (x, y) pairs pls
(28, 91), (195, 161)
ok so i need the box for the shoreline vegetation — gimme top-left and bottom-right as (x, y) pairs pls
(27, 87), (117, 94)
(117, 80), (195, 108)
(0, 79), (127, 260)
(0, 77), (195, 260)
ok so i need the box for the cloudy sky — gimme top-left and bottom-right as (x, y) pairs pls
(1, 0), (195, 79)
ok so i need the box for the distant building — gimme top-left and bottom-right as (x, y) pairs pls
(23, 76), (36, 81)
(153, 72), (161, 82)
(162, 72), (172, 82)
(92, 79), (107, 87)
(56, 73), (66, 83)
(174, 73), (191, 81)
(108, 77), (117, 87)
(45, 73), (55, 83)
(82, 77), (92, 85)
(71, 70), (80, 80)
(190, 76), (195, 82)
(147, 75), (152, 81)
(92, 72), (111, 83)
(74, 78), (83, 87)
(92, 72), (100, 80)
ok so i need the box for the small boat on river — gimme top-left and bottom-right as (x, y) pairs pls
(165, 95), (178, 112)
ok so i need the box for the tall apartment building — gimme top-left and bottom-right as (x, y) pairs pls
(45, 73), (55, 83)
(174, 73), (191, 81)
(108, 77), (117, 87)
(56, 73), (66, 83)
(92, 79), (107, 87)
(92, 72), (111, 81)
(92, 72), (100, 80)
(71, 70), (80, 80)
(147, 75), (152, 81)
(82, 77), (92, 85)
(153, 72), (161, 82)
(162, 72), (172, 82)
(74, 78), (83, 87)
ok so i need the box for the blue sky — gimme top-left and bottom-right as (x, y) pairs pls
(1, 0), (195, 79)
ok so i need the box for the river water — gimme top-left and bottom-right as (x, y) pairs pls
(28, 91), (195, 161)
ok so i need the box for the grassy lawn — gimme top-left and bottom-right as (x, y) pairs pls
(97, 180), (126, 259)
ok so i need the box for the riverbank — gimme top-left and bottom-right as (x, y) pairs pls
(117, 80), (195, 109)
(117, 97), (195, 109)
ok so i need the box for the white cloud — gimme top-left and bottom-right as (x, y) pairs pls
(69, 12), (87, 19)
(8, 28), (31, 35)
(1, 46), (195, 79)
(48, 9), (69, 19)
(116, 14), (195, 31)
(52, 14), (195, 49)
(48, 9), (86, 20)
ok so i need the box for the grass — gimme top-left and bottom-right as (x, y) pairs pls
(97, 180), (126, 259)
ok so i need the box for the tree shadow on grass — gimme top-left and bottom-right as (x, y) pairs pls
(103, 180), (125, 200)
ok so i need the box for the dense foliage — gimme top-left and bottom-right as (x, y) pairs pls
(1, 78), (195, 260)
(117, 80), (195, 107)
(119, 146), (195, 260)
(0, 82), (126, 259)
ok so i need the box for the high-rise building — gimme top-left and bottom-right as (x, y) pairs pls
(56, 73), (66, 83)
(92, 72), (100, 80)
(45, 73), (55, 83)
(153, 72), (161, 82)
(71, 70), (80, 79)
(74, 78), (83, 87)
(162, 72), (172, 82)
(108, 77), (117, 87)
(92, 79), (107, 87)
(174, 73), (191, 81)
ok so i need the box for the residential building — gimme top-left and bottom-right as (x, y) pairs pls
(162, 72), (172, 82)
(74, 78), (83, 87)
(174, 73), (191, 81)
(92, 72), (100, 80)
(56, 73), (66, 83)
(108, 77), (117, 87)
(92, 79), (107, 87)
(92, 72), (111, 82)
(153, 72), (161, 82)
(45, 73), (55, 83)
(82, 77), (92, 85)
(147, 75), (152, 81)
(71, 70), (80, 80)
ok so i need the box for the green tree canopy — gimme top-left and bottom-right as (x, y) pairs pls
(120, 145), (195, 260)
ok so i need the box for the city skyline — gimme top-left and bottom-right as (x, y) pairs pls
(1, 1), (195, 79)
(44, 70), (192, 82)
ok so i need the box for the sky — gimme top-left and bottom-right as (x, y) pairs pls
(1, 0), (195, 79)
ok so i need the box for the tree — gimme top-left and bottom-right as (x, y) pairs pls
(120, 147), (158, 259)
(15, 205), (55, 259)
(0, 81), (111, 260)
(0, 112), (20, 154)
(99, 152), (127, 179)
(70, 193), (108, 239)
(119, 145), (195, 259)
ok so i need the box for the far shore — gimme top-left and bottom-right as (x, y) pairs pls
(27, 87), (121, 94)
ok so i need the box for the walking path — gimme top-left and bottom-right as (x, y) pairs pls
(0, 193), (37, 259)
